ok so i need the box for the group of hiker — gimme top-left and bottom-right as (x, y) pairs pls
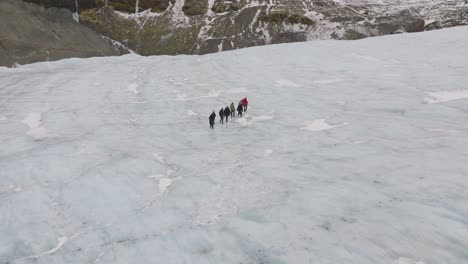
(209, 97), (248, 129)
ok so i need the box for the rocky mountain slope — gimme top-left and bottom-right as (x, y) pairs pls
(0, 0), (117, 67)
(1, 0), (467, 66)
(73, 0), (468, 55)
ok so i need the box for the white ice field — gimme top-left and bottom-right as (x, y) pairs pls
(1, 26), (468, 264)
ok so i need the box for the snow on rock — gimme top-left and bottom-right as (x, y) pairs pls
(101, 35), (134, 54)
(72, 12), (79, 23)
(424, 90), (468, 104)
(301, 119), (348, 131)
(171, 0), (189, 26)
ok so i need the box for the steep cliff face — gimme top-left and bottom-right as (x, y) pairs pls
(0, 0), (117, 67)
(75, 0), (468, 55)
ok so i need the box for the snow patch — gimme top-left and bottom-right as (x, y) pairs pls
(209, 90), (222, 97)
(115, 9), (162, 20)
(426, 128), (462, 134)
(236, 115), (273, 126)
(227, 87), (252, 94)
(249, 9), (262, 32)
(353, 53), (381, 61)
(101, 36), (135, 54)
(21, 112), (48, 139)
(128, 83), (140, 94)
(27, 236), (68, 259)
(148, 174), (164, 179)
(207, 0), (215, 13)
(169, 90), (220, 101)
(424, 90), (468, 104)
(72, 12), (79, 23)
(263, 149), (273, 157)
(393, 257), (425, 264)
(72, 0), (79, 22)
(193, 198), (237, 225)
(301, 119), (348, 131)
(274, 79), (303, 87)
(314, 79), (342, 84)
(187, 110), (198, 116)
(171, 0), (189, 26)
(152, 153), (166, 164)
(158, 178), (173, 193)
(8, 184), (22, 192)
(352, 140), (368, 144)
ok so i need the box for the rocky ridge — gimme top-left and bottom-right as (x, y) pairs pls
(73, 0), (468, 55)
(2, 0), (467, 66)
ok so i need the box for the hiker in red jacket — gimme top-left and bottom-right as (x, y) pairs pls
(241, 97), (248, 112)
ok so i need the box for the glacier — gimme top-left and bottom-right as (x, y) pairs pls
(1, 26), (468, 264)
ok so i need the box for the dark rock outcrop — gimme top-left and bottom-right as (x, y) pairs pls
(0, 0), (117, 67)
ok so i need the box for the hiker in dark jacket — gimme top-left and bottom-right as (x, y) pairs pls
(224, 106), (231, 123)
(209, 111), (216, 129)
(237, 103), (243, 117)
(219, 108), (225, 124)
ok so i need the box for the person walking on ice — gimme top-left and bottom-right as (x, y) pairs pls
(209, 110), (216, 129)
(242, 97), (248, 112)
(224, 106), (231, 123)
(237, 102), (243, 117)
(219, 108), (225, 124)
(230, 102), (235, 117)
